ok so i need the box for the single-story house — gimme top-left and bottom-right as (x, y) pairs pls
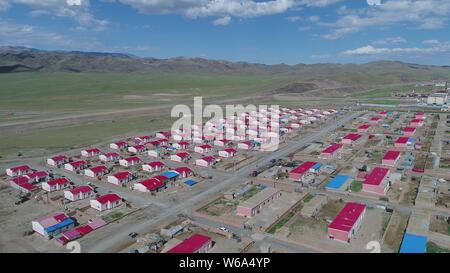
(99, 152), (121, 162)
(110, 140), (128, 150)
(119, 156), (141, 167)
(64, 160), (88, 172)
(196, 156), (216, 167)
(142, 161), (165, 173)
(64, 185), (94, 202)
(32, 212), (75, 239)
(341, 133), (362, 145)
(174, 167), (193, 178)
(219, 148), (237, 158)
(107, 171), (134, 185)
(194, 144), (212, 154)
(84, 165), (109, 178)
(133, 178), (165, 193)
(328, 202), (366, 243)
(128, 144), (147, 154)
(25, 171), (49, 183)
(6, 165), (32, 177)
(90, 193), (122, 211)
(382, 151), (401, 167)
(42, 178), (71, 192)
(170, 152), (190, 163)
(47, 155), (69, 167)
(81, 148), (101, 157)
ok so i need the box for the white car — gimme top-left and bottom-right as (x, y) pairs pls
(218, 227), (229, 233)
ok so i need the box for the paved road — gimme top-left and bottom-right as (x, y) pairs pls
(85, 112), (361, 253)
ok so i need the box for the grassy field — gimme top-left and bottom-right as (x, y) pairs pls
(352, 84), (435, 99)
(0, 72), (293, 112)
(0, 115), (172, 158)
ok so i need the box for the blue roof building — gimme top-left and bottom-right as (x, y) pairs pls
(326, 175), (353, 190)
(399, 233), (427, 253)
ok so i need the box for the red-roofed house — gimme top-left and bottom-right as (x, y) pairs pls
(167, 233), (213, 253)
(84, 166), (109, 178)
(47, 155), (69, 167)
(99, 152), (121, 162)
(328, 202), (366, 243)
(369, 117), (382, 124)
(378, 111), (388, 117)
(170, 152), (190, 163)
(394, 137), (409, 148)
(194, 144), (212, 154)
(90, 194), (122, 211)
(238, 141), (253, 150)
(42, 178), (70, 192)
(288, 161), (318, 181)
(64, 160), (88, 172)
(81, 148), (101, 157)
(107, 171), (134, 185)
(64, 186), (94, 202)
(403, 127), (416, 137)
(219, 148), (237, 158)
(25, 171), (49, 183)
(174, 167), (193, 178)
(142, 161), (166, 173)
(196, 156), (216, 167)
(214, 139), (229, 147)
(6, 165), (32, 177)
(173, 141), (189, 150)
(415, 112), (426, 119)
(119, 156), (141, 167)
(363, 167), (390, 195)
(410, 118), (424, 127)
(382, 151), (401, 167)
(156, 131), (171, 139)
(133, 178), (165, 193)
(110, 140), (128, 150)
(341, 133), (362, 145)
(357, 124), (371, 133)
(320, 144), (343, 159)
(134, 136), (150, 144)
(128, 144), (147, 154)
(10, 177), (36, 193)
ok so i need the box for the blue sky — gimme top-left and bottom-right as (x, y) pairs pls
(1, 0), (450, 65)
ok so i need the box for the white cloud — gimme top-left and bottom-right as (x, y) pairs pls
(343, 41), (450, 56)
(308, 15), (320, 22)
(212, 15), (231, 26)
(319, 0), (450, 39)
(0, 0), (110, 31)
(373, 36), (407, 45)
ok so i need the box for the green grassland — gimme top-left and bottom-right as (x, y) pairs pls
(0, 72), (293, 112)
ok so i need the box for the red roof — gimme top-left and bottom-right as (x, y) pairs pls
(153, 175), (169, 183)
(364, 167), (389, 186)
(104, 152), (120, 158)
(9, 165), (31, 173)
(343, 133), (362, 141)
(139, 178), (164, 191)
(321, 144), (343, 154)
(132, 144), (146, 150)
(95, 193), (121, 204)
(358, 124), (371, 130)
(11, 177), (35, 190)
(383, 150), (401, 161)
(178, 141), (190, 146)
(201, 156), (216, 163)
(370, 117), (382, 121)
(114, 140), (127, 146)
(167, 233), (212, 253)
(88, 166), (108, 174)
(176, 152), (190, 158)
(199, 144), (212, 149)
(147, 161), (165, 167)
(411, 118), (423, 123)
(51, 155), (67, 162)
(290, 161), (317, 175)
(404, 127), (416, 132)
(111, 171), (132, 180)
(47, 178), (70, 186)
(84, 148), (101, 154)
(224, 148), (237, 154)
(174, 167), (193, 174)
(26, 171), (48, 179)
(69, 185), (93, 194)
(124, 156), (141, 162)
(395, 137), (409, 144)
(70, 160), (88, 167)
(75, 225), (93, 235)
(328, 202), (366, 232)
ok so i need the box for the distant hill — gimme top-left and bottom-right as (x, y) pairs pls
(1, 46), (449, 86)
